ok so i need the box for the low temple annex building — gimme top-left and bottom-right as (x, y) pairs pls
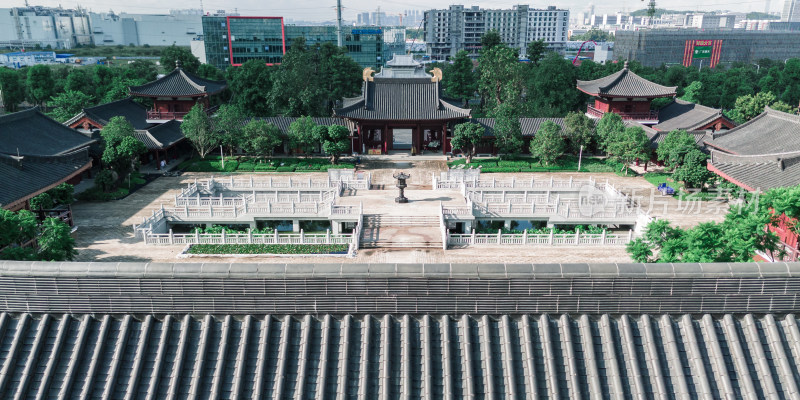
(0, 108), (94, 211)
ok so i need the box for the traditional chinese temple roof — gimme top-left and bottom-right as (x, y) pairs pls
(129, 66), (227, 98)
(0, 261), (798, 398)
(705, 107), (800, 155)
(334, 55), (470, 121)
(133, 120), (185, 150)
(472, 118), (568, 137)
(576, 62), (677, 98)
(0, 108), (94, 157)
(65, 97), (151, 130)
(653, 99), (732, 132)
(709, 150), (800, 191)
(0, 149), (92, 209)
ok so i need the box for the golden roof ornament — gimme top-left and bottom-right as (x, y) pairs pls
(431, 67), (443, 82)
(362, 67), (375, 82)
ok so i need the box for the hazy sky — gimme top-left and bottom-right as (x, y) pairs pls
(7, 0), (781, 21)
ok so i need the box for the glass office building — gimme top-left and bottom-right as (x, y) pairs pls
(201, 16), (405, 70)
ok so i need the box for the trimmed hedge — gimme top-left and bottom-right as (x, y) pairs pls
(179, 157), (354, 173)
(187, 244), (348, 255)
(276, 166), (295, 172)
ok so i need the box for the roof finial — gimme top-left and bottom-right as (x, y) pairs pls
(175, 59), (182, 69)
(623, 60), (629, 70)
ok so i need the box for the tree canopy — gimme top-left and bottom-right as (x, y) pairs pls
(317, 125), (351, 164)
(656, 130), (697, 170)
(48, 90), (94, 122)
(0, 68), (26, 112)
(605, 126), (651, 175)
(288, 116), (318, 156)
(100, 116), (147, 180)
(181, 103), (218, 159)
(242, 119), (283, 159)
(159, 45), (201, 73)
(562, 111), (596, 154)
(529, 121), (566, 165)
(26, 65), (55, 107)
(443, 50), (478, 107)
(451, 122), (485, 164)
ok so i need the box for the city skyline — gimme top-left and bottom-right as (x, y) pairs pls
(5, 0), (782, 21)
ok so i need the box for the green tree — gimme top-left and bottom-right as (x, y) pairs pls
(94, 169), (115, 192)
(197, 63), (225, 81)
(605, 126), (651, 175)
(450, 122), (485, 164)
(0, 209), (37, 248)
(319, 43), (362, 112)
(101, 116), (147, 179)
(491, 102), (523, 158)
(0, 68), (26, 112)
(525, 39), (548, 65)
(242, 119), (283, 158)
(656, 130), (696, 170)
(318, 125), (351, 164)
(478, 44), (523, 110)
(37, 217), (77, 261)
(480, 30), (502, 50)
(626, 238), (653, 262)
(570, 28), (614, 42)
(287, 116), (318, 156)
(30, 192), (54, 210)
(123, 60), (158, 82)
(91, 65), (115, 100)
(226, 59), (274, 116)
(563, 111), (596, 154)
(48, 183), (75, 205)
(525, 53), (584, 117)
(595, 112), (625, 152)
(444, 50), (477, 107)
(673, 149), (711, 188)
(213, 104), (246, 155)
(679, 81), (702, 103)
(26, 65), (55, 107)
(529, 121), (565, 165)
(725, 92), (789, 124)
(779, 58), (800, 106)
(160, 44), (201, 73)
(64, 68), (92, 94)
(270, 37), (324, 116)
(102, 76), (146, 104)
(48, 90), (94, 122)
(181, 103), (218, 159)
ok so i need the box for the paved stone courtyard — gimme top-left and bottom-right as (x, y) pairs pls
(71, 160), (731, 263)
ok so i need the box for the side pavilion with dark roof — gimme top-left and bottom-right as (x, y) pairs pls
(653, 99), (735, 132)
(334, 55), (470, 155)
(129, 62), (227, 124)
(0, 108), (94, 211)
(577, 61), (676, 124)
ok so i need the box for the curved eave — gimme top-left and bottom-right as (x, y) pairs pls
(2, 158), (93, 210)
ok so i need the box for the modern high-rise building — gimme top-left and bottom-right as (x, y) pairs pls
(423, 5), (569, 61)
(199, 16), (406, 70)
(783, 0), (800, 22)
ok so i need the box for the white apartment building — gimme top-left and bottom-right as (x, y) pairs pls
(424, 5), (569, 61)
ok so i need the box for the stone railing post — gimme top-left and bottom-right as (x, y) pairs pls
(326, 229), (331, 244)
(300, 229), (305, 243)
(471, 229), (476, 245)
(197, 193), (201, 206)
(288, 177), (292, 187)
(497, 229), (502, 245)
(569, 176), (573, 187)
(184, 205), (188, 217)
(195, 229), (200, 244)
(248, 228), (253, 244)
(243, 202), (248, 214)
(549, 228), (554, 245)
(222, 229), (227, 244)
(492, 177), (496, 188)
(168, 229), (174, 245)
(291, 202), (295, 214)
(250, 176), (254, 188)
(628, 229), (633, 243)
(550, 176), (554, 187)
(601, 229), (607, 245)
(267, 201), (272, 213)
(523, 229), (528, 245)
(575, 228), (580, 245)
(209, 204), (213, 217)
(511, 177), (515, 188)
(274, 229), (279, 244)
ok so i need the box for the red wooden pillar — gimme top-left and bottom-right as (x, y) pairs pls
(442, 122), (448, 154)
(383, 123), (389, 154)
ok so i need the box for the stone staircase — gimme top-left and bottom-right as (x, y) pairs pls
(360, 214), (442, 248)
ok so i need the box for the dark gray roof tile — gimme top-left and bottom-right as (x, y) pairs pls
(653, 99), (730, 132)
(129, 67), (227, 97)
(66, 97), (151, 130)
(576, 67), (677, 98)
(334, 79), (470, 121)
(0, 108), (94, 156)
(0, 149), (92, 208)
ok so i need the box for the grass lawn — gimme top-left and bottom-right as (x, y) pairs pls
(178, 156), (355, 173)
(187, 244), (349, 255)
(448, 155), (626, 175)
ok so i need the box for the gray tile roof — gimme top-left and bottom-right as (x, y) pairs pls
(0, 108), (95, 156)
(64, 97), (152, 130)
(576, 67), (677, 98)
(0, 311), (797, 399)
(257, 117), (353, 135)
(134, 120), (185, 150)
(705, 107), (800, 155)
(129, 67), (227, 97)
(709, 150), (800, 191)
(653, 99), (731, 132)
(473, 118), (567, 137)
(626, 121), (710, 149)
(0, 149), (92, 208)
(334, 78), (471, 121)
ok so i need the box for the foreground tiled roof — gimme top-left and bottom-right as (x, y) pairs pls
(0, 108), (94, 156)
(653, 99), (730, 132)
(709, 150), (800, 191)
(0, 149), (92, 208)
(705, 107), (800, 155)
(473, 118), (567, 137)
(129, 67), (227, 97)
(134, 120), (185, 150)
(576, 66), (677, 98)
(65, 97), (151, 130)
(334, 78), (471, 121)
(0, 261), (798, 399)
